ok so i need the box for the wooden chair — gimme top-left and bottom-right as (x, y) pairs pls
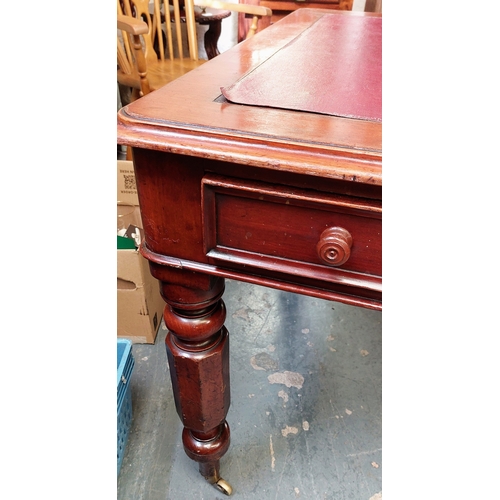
(117, 0), (272, 103)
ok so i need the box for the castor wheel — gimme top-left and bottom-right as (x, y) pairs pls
(197, 455), (233, 495)
(214, 478), (233, 496)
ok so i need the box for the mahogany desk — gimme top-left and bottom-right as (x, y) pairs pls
(117, 8), (381, 495)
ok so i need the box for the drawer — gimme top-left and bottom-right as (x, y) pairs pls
(202, 175), (381, 283)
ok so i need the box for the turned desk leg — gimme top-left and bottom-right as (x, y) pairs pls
(161, 276), (233, 495)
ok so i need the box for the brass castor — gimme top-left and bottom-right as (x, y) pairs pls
(214, 478), (233, 496)
(197, 454), (233, 495)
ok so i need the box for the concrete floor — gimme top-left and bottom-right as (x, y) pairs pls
(117, 279), (382, 500)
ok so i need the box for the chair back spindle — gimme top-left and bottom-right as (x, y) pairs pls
(117, 0), (272, 101)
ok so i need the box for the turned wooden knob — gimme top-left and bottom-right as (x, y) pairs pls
(316, 227), (352, 266)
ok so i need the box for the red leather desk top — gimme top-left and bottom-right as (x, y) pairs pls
(222, 14), (381, 121)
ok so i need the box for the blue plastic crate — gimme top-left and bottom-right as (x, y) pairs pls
(117, 339), (135, 475)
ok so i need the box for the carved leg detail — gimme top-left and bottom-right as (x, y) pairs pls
(162, 276), (232, 494)
(203, 20), (222, 60)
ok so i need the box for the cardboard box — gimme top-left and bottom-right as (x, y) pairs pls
(117, 161), (164, 343)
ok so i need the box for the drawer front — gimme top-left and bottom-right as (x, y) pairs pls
(202, 175), (381, 284)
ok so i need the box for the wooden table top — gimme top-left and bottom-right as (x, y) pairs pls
(117, 8), (382, 187)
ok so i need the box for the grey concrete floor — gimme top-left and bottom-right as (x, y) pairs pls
(117, 279), (382, 500)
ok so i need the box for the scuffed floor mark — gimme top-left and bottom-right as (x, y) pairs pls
(268, 371), (304, 389)
(278, 390), (289, 403)
(346, 448), (382, 457)
(281, 425), (299, 437)
(302, 421), (310, 431)
(270, 435), (275, 471)
(250, 352), (279, 371)
(232, 307), (250, 321)
(369, 492), (382, 500)
(250, 357), (265, 371)
(360, 349), (370, 356)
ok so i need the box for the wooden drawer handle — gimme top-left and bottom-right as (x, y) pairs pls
(316, 227), (352, 266)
